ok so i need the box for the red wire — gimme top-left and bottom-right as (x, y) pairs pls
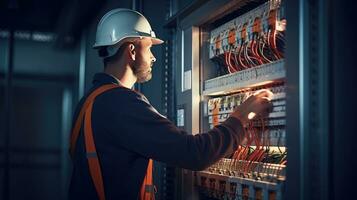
(233, 46), (242, 71)
(238, 43), (248, 69)
(267, 30), (280, 60)
(229, 50), (237, 72)
(224, 52), (233, 73)
(227, 50), (237, 73)
(257, 36), (271, 63)
(250, 37), (264, 65)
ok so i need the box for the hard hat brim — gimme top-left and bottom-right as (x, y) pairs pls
(151, 37), (164, 45)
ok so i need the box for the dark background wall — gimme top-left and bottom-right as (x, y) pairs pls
(0, 36), (79, 200)
(0, 0), (175, 199)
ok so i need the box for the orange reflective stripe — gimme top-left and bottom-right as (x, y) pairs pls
(84, 101), (97, 153)
(69, 84), (121, 200)
(84, 101), (106, 200)
(140, 159), (155, 200)
(70, 84), (120, 156)
(69, 84), (155, 200)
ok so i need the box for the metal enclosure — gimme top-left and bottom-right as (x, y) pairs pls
(168, 0), (335, 199)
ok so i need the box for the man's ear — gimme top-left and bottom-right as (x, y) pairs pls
(128, 44), (136, 61)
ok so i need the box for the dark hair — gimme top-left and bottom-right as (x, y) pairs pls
(101, 42), (130, 67)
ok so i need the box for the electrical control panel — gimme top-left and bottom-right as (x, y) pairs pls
(196, 0), (287, 199)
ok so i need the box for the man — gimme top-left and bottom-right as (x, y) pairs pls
(69, 8), (273, 200)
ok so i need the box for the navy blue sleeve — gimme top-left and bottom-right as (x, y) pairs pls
(103, 89), (244, 171)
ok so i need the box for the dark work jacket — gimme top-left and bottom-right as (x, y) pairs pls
(68, 73), (243, 200)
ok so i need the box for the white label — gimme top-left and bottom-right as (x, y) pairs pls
(177, 108), (185, 127)
(183, 70), (191, 91)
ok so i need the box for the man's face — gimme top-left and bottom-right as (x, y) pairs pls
(131, 38), (156, 83)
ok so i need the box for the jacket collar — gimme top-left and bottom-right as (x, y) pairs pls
(92, 73), (121, 86)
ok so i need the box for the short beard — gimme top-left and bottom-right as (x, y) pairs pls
(132, 61), (152, 83)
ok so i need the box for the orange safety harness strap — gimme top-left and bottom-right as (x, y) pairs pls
(69, 84), (155, 200)
(70, 84), (120, 156)
(140, 159), (155, 200)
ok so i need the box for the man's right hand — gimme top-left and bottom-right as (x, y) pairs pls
(230, 89), (274, 125)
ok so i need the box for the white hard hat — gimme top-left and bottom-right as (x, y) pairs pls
(93, 8), (163, 56)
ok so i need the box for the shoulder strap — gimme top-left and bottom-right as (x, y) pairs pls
(70, 84), (155, 200)
(70, 84), (120, 156)
(70, 84), (121, 200)
(140, 159), (155, 200)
